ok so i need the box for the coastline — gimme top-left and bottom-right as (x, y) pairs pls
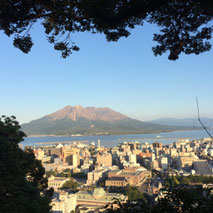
(22, 129), (211, 149)
(26, 128), (197, 138)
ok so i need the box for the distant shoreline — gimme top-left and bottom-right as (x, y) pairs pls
(26, 128), (198, 138)
(26, 131), (162, 138)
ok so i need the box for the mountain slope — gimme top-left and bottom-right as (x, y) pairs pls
(46, 105), (128, 122)
(150, 117), (213, 127)
(21, 106), (190, 135)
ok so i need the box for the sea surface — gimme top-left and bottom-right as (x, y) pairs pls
(22, 129), (213, 148)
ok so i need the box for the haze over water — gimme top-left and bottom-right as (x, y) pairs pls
(23, 129), (213, 148)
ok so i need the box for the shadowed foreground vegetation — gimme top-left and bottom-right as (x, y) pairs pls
(105, 185), (213, 213)
(1, 116), (213, 213)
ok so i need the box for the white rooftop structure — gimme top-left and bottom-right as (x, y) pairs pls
(56, 143), (64, 148)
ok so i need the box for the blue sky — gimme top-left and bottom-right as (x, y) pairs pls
(1, 23), (213, 124)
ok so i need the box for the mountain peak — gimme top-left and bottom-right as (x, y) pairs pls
(21, 106), (188, 136)
(63, 105), (83, 109)
(47, 105), (128, 122)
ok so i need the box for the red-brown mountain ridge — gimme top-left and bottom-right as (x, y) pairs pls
(48, 105), (128, 122)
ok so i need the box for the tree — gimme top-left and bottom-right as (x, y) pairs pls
(179, 177), (190, 185)
(152, 185), (213, 213)
(61, 178), (78, 191)
(1, 0), (213, 60)
(105, 185), (213, 213)
(171, 176), (180, 189)
(164, 175), (213, 188)
(105, 198), (150, 213)
(0, 116), (53, 213)
(125, 185), (144, 201)
(46, 170), (56, 178)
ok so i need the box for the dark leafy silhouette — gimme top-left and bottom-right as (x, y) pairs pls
(1, 0), (213, 59)
(104, 185), (213, 213)
(0, 116), (53, 213)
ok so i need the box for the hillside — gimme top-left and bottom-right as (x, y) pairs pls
(150, 117), (213, 127)
(21, 106), (191, 136)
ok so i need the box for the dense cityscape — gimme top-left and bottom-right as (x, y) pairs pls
(2, 1), (213, 213)
(29, 136), (213, 213)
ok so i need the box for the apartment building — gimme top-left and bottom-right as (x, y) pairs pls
(96, 152), (112, 167)
(51, 191), (76, 213)
(87, 168), (109, 185)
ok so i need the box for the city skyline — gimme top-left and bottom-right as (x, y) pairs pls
(1, 23), (213, 124)
(2, 2), (213, 213)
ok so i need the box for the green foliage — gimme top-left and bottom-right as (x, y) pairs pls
(57, 172), (69, 177)
(105, 185), (213, 213)
(89, 148), (96, 155)
(72, 172), (87, 179)
(98, 180), (106, 187)
(171, 176), (180, 188)
(46, 170), (57, 178)
(164, 175), (213, 189)
(61, 178), (78, 191)
(0, 116), (53, 213)
(153, 185), (213, 213)
(1, 1), (213, 59)
(13, 35), (33, 53)
(124, 185), (144, 201)
(180, 177), (190, 185)
(46, 169), (72, 178)
(187, 175), (213, 184)
(105, 197), (150, 213)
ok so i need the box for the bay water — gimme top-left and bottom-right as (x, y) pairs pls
(22, 129), (213, 148)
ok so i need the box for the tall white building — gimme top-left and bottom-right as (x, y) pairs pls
(151, 153), (156, 162)
(51, 191), (76, 213)
(160, 157), (168, 170)
(98, 139), (101, 149)
(129, 154), (137, 164)
(72, 154), (78, 167)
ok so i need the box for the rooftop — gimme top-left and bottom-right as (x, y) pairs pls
(194, 160), (213, 175)
(120, 172), (135, 176)
(76, 189), (126, 202)
(92, 187), (106, 197)
(108, 177), (126, 181)
(109, 169), (120, 173)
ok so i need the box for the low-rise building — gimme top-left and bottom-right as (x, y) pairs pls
(76, 188), (127, 212)
(105, 167), (151, 187)
(177, 156), (197, 169)
(87, 168), (109, 185)
(48, 176), (70, 191)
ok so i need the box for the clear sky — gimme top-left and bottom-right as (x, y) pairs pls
(1, 22), (213, 124)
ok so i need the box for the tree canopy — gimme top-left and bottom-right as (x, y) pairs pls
(105, 185), (213, 213)
(164, 175), (213, 189)
(152, 185), (213, 213)
(0, 116), (53, 213)
(1, 0), (213, 60)
(61, 178), (78, 191)
(124, 185), (144, 201)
